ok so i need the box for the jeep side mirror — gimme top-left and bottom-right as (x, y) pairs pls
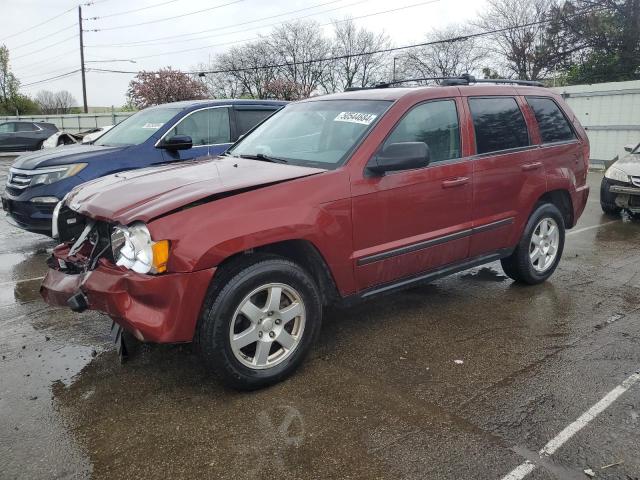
(623, 143), (637, 153)
(367, 142), (430, 175)
(159, 135), (193, 151)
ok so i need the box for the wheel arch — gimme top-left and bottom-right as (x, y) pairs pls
(537, 189), (574, 228)
(206, 239), (341, 307)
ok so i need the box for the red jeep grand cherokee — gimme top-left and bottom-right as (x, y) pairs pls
(41, 81), (589, 389)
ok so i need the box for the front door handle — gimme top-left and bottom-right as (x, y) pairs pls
(441, 177), (470, 188)
(522, 162), (543, 171)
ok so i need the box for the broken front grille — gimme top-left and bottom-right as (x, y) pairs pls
(53, 206), (114, 273)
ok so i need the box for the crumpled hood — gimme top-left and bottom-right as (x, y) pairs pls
(66, 156), (326, 224)
(12, 144), (127, 170)
(613, 153), (640, 177)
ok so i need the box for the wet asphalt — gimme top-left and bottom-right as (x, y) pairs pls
(0, 157), (638, 480)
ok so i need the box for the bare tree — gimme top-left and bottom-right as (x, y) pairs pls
(35, 90), (77, 114)
(194, 62), (244, 99)
(35, 90), (57, 114)
(474, 0), (559, 80)
(399, 25), (487, 83)
(267, 21), (330, 98)
(321, 18), (391, 92)
(214, 41), (279, 99)
(54, 90), (76, 113)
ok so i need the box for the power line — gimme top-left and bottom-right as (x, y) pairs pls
(86, 5), (612, 77)
(9, 23), (77, 51)
(88, 0), (370, 50)
(21, 70), (80, 88)
(85, 0), (181, 20)
(1, 6), (76, 42)
(18, 64), (80, 80)
(12, 49), (78, 72)
(108, 0), (441, 60)
(85, 0), (346, 47)
(11, 34), (78, 61)
(86, 0), (245, 31)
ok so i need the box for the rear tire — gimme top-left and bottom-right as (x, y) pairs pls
(501, 203), (565, 285)
(196, 255), (322, 390)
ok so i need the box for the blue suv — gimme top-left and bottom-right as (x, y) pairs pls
(1, 99), (286, 236)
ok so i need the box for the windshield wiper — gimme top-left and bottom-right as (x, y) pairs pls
(238, 153), (289, 164)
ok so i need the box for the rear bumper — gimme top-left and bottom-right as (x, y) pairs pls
(571, 184), (590, 226)
(40, 263), (216, 343)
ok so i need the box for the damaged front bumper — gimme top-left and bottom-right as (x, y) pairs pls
(609, 184), (640, 213)
(40, 213), (216, 343)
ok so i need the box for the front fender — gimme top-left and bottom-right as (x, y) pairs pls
(148, 170), (356, 295)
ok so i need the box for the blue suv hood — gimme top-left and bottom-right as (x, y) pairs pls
(12, 144), (128, 170)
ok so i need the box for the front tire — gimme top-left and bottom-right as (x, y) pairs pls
(196, 256), (322, 390)
(600, 177), (621, 216)
(501, 203), (565, 285)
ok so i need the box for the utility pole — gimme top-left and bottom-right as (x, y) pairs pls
(78, 6), (88, 113)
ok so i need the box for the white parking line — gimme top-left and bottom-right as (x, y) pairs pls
(0, 276), (45, 287)
(500, 371), (640, 480)
(567, 220), (618, 236)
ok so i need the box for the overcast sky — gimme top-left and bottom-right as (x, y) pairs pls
(3, 0), (488, 107)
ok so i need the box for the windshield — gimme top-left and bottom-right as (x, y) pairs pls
(228, 100), (392, 168)
(94, 107), (182, 147)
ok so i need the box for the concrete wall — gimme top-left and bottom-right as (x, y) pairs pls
(0, 112), (134, 133)
(552, 80), (640, 165)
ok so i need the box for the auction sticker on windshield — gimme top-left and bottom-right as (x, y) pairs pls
(142, 123), (164, 129)
(334, 112), (377, 125)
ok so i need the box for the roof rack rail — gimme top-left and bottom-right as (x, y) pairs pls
(344, 74), (544, 91)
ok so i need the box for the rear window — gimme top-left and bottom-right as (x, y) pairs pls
(526, 97), (575, 144)
(235, 109), (277, 136)
(16, 122), (39, 132)
(469, 97), (530, 155)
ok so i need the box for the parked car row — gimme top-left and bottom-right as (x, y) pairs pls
(1, 100), (285, 234)
(5, 82), (591, 389)
(0, 121), (58, 152)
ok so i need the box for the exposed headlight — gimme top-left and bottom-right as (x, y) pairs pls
(30, 163), (88, 187)
(604, 166), (629, 183)
(111, 222), (169, 274)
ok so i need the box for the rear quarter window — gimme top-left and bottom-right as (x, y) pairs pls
(236, 109), (278, 136)
(526, 96), (576, 144)
(468, 97), (530, 155)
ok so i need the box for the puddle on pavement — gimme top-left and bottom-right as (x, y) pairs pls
(461, 267), (507, 282)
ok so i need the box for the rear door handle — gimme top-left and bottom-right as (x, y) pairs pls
(441, 177), (470, 188)
(522, 162), (543, 171)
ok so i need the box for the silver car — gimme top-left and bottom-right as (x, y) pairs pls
(601, 142), (640, 215)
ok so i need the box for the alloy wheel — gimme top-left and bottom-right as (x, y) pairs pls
(229, 283), (306, 369)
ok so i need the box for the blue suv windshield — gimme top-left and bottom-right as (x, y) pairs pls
(94, 107), (182, 147)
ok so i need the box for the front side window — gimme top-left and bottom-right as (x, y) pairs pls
(229, 100), (392, 168)
(94, 106), (182, 147)
(168, 107), (231, 146)
(526, 97), (575, 144)
(384, 99), (460, 164)
(469, 97), (530, 154)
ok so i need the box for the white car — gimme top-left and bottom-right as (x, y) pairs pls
(601, 142), (640, 215)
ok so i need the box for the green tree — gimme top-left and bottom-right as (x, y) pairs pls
(551, 0), (640, 84)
